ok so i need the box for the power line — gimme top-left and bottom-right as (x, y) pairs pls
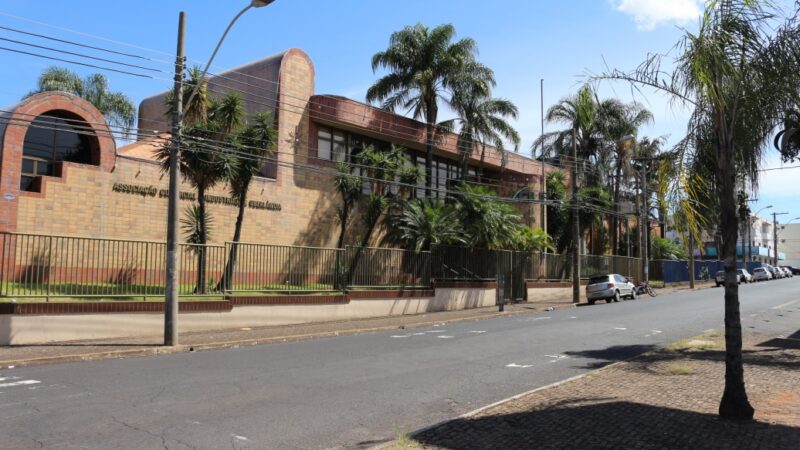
(0, 45), (154, 78)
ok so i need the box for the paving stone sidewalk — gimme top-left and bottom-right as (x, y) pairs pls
(387, 331), (800, 450)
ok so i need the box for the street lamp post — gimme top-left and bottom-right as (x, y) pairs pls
(772, 212), (788, 266)
(164, 0), (275, 346)
(749, 205), (772, 264)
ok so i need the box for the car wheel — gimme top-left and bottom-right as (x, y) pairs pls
(588, 299), (596, 305)
(715, 282), (721, 287)
(630, 289), (637, 300)
(613, 291), (621, 302)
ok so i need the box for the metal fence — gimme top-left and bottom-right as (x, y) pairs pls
(226, 242), (341, 292)
(0, 231), (647, 301)
(345, 246), (431, 288)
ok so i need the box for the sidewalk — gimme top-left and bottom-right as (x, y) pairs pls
(0, 298), (578, 367)
(0, 282), (712, 367)
(385, 330), (800, 450)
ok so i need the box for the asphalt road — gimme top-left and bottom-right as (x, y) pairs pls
(1, 280), (798, 450)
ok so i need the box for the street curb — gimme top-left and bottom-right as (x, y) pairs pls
(369, 361), (624, 450)
(0, 303), (576, 368)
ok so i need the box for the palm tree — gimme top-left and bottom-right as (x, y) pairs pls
(393, 199), (464, 251)
(596, 0), (800, 419)
(454, 184), (522, 249)
(453, 87), (521, 182)
(157, 71), (240, 293)
(26, 66), (136, 135)
(367, 23), (494, 196)
(219, 110), (277, 291)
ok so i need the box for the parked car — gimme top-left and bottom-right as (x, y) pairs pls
(785, 266), (800, 275)
(763, 264), (781, 279)
(779, 266), (794, 278)
(737, 269), (752, 283)
(752, 267), (771, 281)
(585, 274), (636, 305)
(715, 270), (746, 286)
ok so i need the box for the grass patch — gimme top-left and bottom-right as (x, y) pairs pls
(666, 364), (694, 375)
(664, 338), (720, 352)
(384, 431), (423, 450)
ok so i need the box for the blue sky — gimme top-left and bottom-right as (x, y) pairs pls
(0, 0), (796, 221)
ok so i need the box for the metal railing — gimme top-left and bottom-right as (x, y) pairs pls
(1, 231), (646, 301)
(431, 246), (501, 280)
(226, 241), (341, 292)
(345, 246), (431, 288)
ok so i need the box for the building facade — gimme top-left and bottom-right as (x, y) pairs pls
(0, 49), (551, 248)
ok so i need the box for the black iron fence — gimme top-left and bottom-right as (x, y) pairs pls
(0, 232), (644, 301)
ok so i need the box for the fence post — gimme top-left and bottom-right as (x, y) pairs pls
(143, 243), (150, 302)
(46, 236), (53, 303)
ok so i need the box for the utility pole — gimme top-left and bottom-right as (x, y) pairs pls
(165, 12), (185, 346)
(540, 79), (546, 240)
(571, 127), (580, 303)
(688, 231), (695, 289)
(772, 212), (788, 266)
(641, 159), (649, 283)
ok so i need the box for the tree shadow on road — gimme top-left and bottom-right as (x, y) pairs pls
(412, 399), (800, 450)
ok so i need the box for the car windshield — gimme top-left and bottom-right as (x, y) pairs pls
(589, 276), (609, 285)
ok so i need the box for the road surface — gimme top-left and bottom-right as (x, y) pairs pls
(1, 280), (798, 449)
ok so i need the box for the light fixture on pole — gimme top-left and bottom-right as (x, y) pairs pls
(164, 0), (275, 346)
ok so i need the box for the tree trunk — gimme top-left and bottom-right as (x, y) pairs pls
(478, 143), (486, 183)
(334, 206), (350, 290)
(716, 138), (754, 420)
(347, 214), (381, 286)
(219, 186), (249, 292)
(196, 184), (207, 294)
(611, 163), (622, 254)
(425, 122), (433, 198)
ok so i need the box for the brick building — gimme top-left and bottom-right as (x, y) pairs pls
(1, 49), (552, 247)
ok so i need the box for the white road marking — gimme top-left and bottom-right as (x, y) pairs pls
(506, 363), (533, 368)
(412, 332), (426, 336)
(437, 335), (454, 339)
(644, 334), (651, 337)
(771, 300), (797, 310)
(0, 379), (40, 388)
(531, 317), (552, 321)
(652, 330), (662, 334)
(569, 316), (577, 319)
(749, 314), (758, 317)
(545, 354), (569, 363)
(469, 330), (487, 334)
(614, 327), (627, 330)
(232, 435), (248, 441)
(390, 335), (410, 338)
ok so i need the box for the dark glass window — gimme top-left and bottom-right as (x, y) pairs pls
(315, 124), (478, 199)
(20, 111), (98, 191)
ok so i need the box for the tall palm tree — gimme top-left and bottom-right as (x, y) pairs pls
(367, 23), (494, 196)
(453, 87), (521, 182)
(26, 66), (136, 135)
(220, 110), (277, 291)
(596, 0), (800, 419)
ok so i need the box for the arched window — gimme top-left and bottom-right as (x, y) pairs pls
(20, 110), (100, 191)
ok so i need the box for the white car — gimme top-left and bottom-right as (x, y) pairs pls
(752, 267), (771, 282)
(585, 274), (636, 305)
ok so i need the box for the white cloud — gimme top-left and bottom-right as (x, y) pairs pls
(613, 0), (703, 31)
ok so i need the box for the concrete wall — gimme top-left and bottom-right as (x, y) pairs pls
(0, 287), (497, 345)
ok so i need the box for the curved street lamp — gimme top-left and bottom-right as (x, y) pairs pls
(165, 1), (275, 346)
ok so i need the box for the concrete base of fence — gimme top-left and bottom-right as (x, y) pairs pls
(526, 281), (587, 303)
(0, 286), (497, 345)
